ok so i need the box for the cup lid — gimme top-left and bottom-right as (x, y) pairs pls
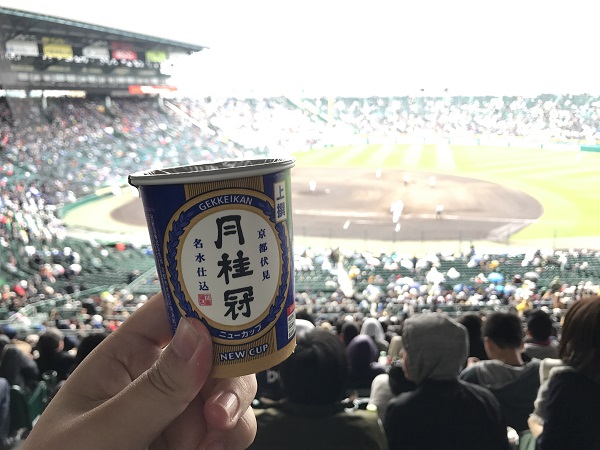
(129, 158), (295, 186)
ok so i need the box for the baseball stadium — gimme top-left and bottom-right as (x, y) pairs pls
(0, 4), (600, 449)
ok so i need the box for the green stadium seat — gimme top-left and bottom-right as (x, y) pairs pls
(518, 430), (536, 450)
(9, 380), (48, 434)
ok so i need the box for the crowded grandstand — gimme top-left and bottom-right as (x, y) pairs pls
(0, 5), (599, 450)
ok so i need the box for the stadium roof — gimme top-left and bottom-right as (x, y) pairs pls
(0, 7), (206, 53)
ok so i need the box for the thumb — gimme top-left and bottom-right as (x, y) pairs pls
(93, 317), (214, 448)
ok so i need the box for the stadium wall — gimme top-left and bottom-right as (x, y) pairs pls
(58, 188), (116, 220)
(581, 145), (600, 153)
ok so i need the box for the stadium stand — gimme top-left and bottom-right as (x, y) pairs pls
(0, 96), (598, 374)
(0, 7), (599, 449)
(167, 94), (600, 149)
(0, 93), (599, 350)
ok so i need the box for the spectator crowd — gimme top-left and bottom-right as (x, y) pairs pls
(0, 93), (599, 448)
(172, 94), (600, 151)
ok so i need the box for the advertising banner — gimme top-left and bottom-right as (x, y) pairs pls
(42, 37), (73, 59)
(5, 40), (39, 57)
(111, 42), (137, 60)
(145, 49), (168, 63)
(83, 45), (110, 60)
(128, 85), (177, 94)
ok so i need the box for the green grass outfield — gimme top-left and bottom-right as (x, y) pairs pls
(292, 143), (600, 251)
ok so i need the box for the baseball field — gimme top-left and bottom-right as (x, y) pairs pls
(62, 143), (600, 254)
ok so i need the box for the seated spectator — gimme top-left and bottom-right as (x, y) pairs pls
(360, 317), (389, 353)
(295, 309), (315, 326)
(378, 316), (390, 338)
(295, 318), (315, 340)
(346, 334), (386, 394)
(249, 329), (388, 450)
(460, 312), (540, 432)
(256, 319), (315, 405)
(1, 325), (32, 357)
(66, 332), (108, 378)
(0, 335), (38, 392)
(385, 313), (509, 450)
(387, 335), (403, 362)
(80, 298), (97, 317)
(369, 360), (416, 422)
(535, 296), (600, 449)
(387, 359), (417, 398)
(368, 336), (409, 417)
(340, 321), (360, 347)
(255, 366), (285, 405)
(523, 309), (559, 360)
(456, 313), (488, 362)
(35, 328), (75, 382)
(527, 358), (566, 436)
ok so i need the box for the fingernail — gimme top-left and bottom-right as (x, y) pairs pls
(171, 318), (203, 360)
(213, 391), (240, 423)
(206, 442), (226, 450)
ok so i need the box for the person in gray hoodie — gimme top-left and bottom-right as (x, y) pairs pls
(460, 312), (541, 432)
(385, 313), (509, 450)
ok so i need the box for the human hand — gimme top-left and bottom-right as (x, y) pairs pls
(466, 356), (480, 368)
(22, 292), (257, 450)
(528, 414), (544, 438)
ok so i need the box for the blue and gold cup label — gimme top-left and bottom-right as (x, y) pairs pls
(129, 159), (296, 378)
